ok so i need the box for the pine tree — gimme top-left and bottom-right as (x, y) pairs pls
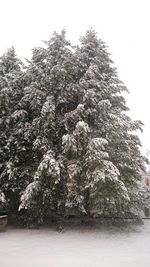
(73, 29), (146, 217)
(19, 31), (79, 223)
(0, 47), (26, 219)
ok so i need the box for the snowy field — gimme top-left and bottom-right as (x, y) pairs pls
(0, 221), (150, 267)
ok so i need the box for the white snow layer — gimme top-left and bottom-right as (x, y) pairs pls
(0, 221), (150, 267)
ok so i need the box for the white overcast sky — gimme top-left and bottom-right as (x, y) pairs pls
(0, 0), (150, 153)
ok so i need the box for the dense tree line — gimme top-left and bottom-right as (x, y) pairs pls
(0, 29), (147, 226)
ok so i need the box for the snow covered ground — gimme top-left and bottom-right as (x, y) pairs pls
(0, 220), (150, 267)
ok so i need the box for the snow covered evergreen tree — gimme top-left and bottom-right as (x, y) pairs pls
(18, 31), (80, 224)
(2, 30), (144, 225)
(0, 47), (26, 220)
(73, 29), (146, 217)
